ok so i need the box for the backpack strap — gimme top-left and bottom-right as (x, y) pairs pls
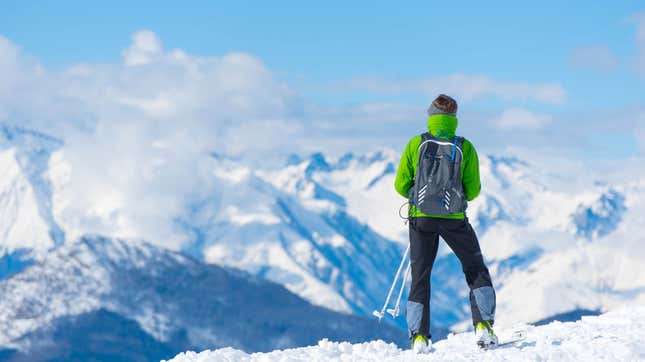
(450, 136), (465, 162)
(410, 132), (432, 205)
(450, 137), (458, 162)
(418, 132), (433, 152)
(417, 132), (432, 159)
(450, 136), (465, 178)
(419, 133), (463, 153)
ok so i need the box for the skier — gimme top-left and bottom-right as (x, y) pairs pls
(394, 94), (497, 353)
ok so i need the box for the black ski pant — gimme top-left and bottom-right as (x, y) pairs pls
(406, 217), (495, 339)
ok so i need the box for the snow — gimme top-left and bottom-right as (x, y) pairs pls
(224, 205), (281, 226)
(1, 30), (644, 360)
(167, 306), (645, 362)
(0, 149), (52, 253)
(192, 154), (404, 317)
(0, 126), (63, 257)
(3, 122), (645, 338)
(268, 151), (645, 332)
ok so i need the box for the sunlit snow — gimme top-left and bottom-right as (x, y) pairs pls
(167, 306), (645, 362)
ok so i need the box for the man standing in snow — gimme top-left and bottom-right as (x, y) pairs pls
(394, 94), (497, 353)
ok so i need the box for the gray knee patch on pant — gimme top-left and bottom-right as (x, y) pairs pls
(473, 286), (496, 321)
(406, 301), (424, 335)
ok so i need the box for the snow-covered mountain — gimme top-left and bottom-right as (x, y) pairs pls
(258, 149), (645, 331)
(181, 152), (404, 318)
(167, 305), (645, 361)
(0, 236), (405, 361)
(1, 123), (644, 340)
(0, 125), (405, 323)
(0, 126), (64, 279)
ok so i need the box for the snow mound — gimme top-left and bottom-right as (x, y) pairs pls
(166, 306), (645, 361)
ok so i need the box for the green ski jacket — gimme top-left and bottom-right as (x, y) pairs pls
(394, 114), (481, 219)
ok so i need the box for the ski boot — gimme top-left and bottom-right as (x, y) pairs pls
(475, 320), (498, 348)
(410, 333), (431, 354)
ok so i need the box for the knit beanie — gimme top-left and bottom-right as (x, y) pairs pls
(427, 94), (458, 116)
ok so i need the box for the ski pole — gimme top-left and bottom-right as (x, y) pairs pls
(387, 259), (411, 318)
(373, 243), (410, 321)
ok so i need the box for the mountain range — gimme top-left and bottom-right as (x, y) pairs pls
(0, 124), (644, 359)
(0, 236), (404, 361)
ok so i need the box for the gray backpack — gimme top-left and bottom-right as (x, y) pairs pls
(409, 132), (467, 215)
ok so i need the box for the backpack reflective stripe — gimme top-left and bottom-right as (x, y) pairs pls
(417, 139), (463, 159)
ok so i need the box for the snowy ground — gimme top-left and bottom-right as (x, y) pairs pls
(166, 306), (645, 362)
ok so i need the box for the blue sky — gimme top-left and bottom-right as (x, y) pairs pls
(1, 1), (645, 160)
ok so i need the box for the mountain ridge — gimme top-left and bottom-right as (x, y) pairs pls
(0, 235), (406, 361)
(0, 123), (644, 335)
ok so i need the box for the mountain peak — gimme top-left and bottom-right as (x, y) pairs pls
(286, 153), (304, 166)
(571, 188), (626, 240)
(0, 124), (64, 152)
(485, 155), (529, 168)
(306, 152), (331, 175)
(69, 235), (193, 272)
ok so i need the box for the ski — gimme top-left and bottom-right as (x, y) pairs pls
(480, 330), (527, 350)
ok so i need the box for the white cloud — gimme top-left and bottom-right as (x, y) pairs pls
(48, 119), (222, 249)
(569, 45), (619, 72)
(492, 108), (552, 130)
(122, 30), (164, 66)
(0, 36), (20, 93)
(345, 73), (567, 104)
(0, 30), (640, 250)
(0, 35), (43, 98)
(0, 31), (302, 250)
